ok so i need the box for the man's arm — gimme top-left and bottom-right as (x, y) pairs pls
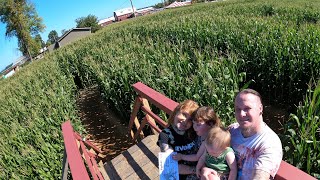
(252, 136), (282, 180)
(252, 169), (271, 180)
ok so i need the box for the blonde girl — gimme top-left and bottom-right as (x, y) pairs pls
(157, 100), (199, 179)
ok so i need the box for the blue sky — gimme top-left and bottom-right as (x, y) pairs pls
(0, 0), (163, 71)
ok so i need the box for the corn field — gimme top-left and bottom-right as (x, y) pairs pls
(0, 60), (84, 179)
(0, 0), (319, 178)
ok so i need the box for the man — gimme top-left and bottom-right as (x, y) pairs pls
(229, 89), (283, 179)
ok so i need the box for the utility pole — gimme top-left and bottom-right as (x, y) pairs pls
(129, 0), (136, 18)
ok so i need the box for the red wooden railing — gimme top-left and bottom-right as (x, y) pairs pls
(128, 82), (316, 180)
(128, 82), (177, 142)
(275, 161), (316, 180)
(61, 121), (107, 180)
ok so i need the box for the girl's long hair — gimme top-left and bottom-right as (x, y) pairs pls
(168, 99), (199, 125)
(168, 100), (199, 139)
(194, 106), (221, 127)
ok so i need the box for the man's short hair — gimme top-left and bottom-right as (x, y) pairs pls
(238, 89), (262, 104)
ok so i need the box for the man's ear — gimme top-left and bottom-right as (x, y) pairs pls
(259, 103), (263, 115)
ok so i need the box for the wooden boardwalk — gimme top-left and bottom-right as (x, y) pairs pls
(61, 82), (316, 180)
(101, 135), (160, 180)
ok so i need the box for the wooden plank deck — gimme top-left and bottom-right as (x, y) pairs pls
(101, 135), (160, 180)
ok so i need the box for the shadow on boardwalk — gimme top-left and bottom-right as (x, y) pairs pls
(76, 85), (134, 162)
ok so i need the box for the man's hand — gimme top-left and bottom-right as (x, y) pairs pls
(172, 153), (182, 161)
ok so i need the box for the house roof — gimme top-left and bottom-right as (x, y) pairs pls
(47, 27), (92, 52)
(58, 27), (92, 42)
(114, 7), (136, 16)
(136, 7), (155, 14)
(0, 56), (28, 76)
(98, 16), (115, 25)
(165, 1), (191, 9)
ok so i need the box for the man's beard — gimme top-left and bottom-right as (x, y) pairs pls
(241, 126), (253, 138)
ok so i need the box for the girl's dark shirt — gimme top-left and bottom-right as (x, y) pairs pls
(157, 125), (200, 166)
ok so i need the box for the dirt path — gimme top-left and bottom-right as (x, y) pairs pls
(76, 85), (134, 161)
(263, 104), (288, 135)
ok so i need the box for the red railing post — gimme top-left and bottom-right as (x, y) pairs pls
(61, 121), (90, 180)
(61, 147), (69, 180)
(61, 120), (107, 180)
(128, 96), (144, 139)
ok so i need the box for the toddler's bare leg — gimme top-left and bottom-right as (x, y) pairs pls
(179, 164), (196, 174)
(201, 167), (220, 180)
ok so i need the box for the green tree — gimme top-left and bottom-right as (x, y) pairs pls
(18, 36), (41, 57)
(34, 34), (45, 48)
(61, 29), (70, 37)
(75, 14), (101, 33)
(153, 0), (181, 8)
(47, 30), (59, 44)
(0, 0), (45, 60)
(154, 2), (164, 8)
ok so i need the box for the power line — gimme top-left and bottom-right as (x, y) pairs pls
(116, 0), (129, 11)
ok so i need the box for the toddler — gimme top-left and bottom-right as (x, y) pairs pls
(196, 126), (237, 180)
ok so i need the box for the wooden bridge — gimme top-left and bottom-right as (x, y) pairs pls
(61, 82), (316, 180)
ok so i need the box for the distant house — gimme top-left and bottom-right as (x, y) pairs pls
(98, 16), (115, 27)
(0, 56), (28, 78)
(165, 1), (191, 9)
(136, 7), (155, 16)
(47, 27), (92, 52)
(34, 47), (48, 60)
(114, 7), (136, 21)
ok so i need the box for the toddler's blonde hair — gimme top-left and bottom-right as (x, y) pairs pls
(205, 126), (231, 150)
